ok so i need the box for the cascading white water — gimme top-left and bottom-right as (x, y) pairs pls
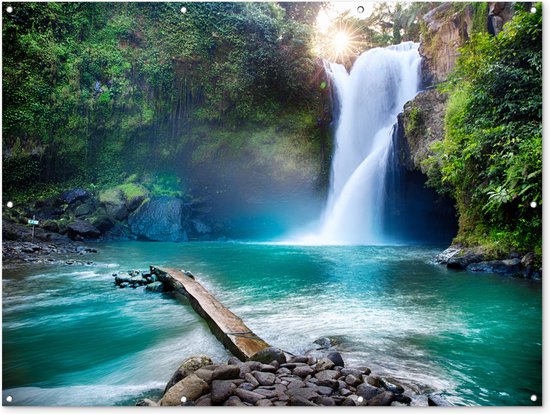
(301, 42), (421, 245)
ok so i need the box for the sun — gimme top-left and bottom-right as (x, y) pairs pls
(333, 31), (350, 54)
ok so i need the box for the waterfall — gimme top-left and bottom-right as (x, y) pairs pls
(302, 42), (421, 245)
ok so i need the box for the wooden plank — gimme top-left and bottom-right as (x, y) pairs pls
(151, 266), (270, 361)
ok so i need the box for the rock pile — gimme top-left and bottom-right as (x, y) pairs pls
(112, 270), (167, 292)
(137, 351), (440, 407)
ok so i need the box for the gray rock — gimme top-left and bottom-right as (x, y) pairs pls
(128, 197), (189, 242)
(314, 386), (331, 396)
(277, 367), (292, 375)
(467, 258), (522, 275)
(195, 394), (212, 406)
(410, 395), (429, 407)
(254, 388), (277, 399)
(249, 347), (286, 365)
(159, 374), (209, 406)
(211, 380), (237, 405)
(341, 397), (356, 406)
(289, 355), (309, 363)
(60, 188), (91, 205)
(74, 203), (93, 217)
(339, 388), (352, 397)
(327, 351), (345, 367)
(428, 394), (451, 406)
(313, 337), (332, 349)
(293, 365), (314, 378)
(341, 368), (363, 377)
(234, 388), (265, 405)
(315, 396), (336, 406)
(244, 372), (259, 387)
(357, 383), (383, 401)
(345, 374), (361, 387)
(253, 371), (276, 386)
(315, 370), (340, 381)
(164, 355), (213, 393)
(238, 382), (256, 392)
(67, 221), (101, 240)
(194, 368), (214, 384)
(227, 356), (241, 365)
(286, 387), (319, 401)
(211, 364), (241, 381)
(367, 391), (395, 406)
(366, 376), (381, 387)
(290, 396), (317, 406)
(316, 358), (335, 371)
(135, 398), (158, 406)
(145, 281), (165, 293)
(258, 363), (277, 373)
(224, 396), (245, 406)
(380, 377), (404, 394)
(256, 399), (274, 406)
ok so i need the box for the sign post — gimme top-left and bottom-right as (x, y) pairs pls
(28, 215), (39, 243)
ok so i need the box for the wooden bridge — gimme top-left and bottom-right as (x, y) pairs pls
(150, 266), (270, 361)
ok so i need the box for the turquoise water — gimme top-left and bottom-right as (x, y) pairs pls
(2, 241), (542, 406)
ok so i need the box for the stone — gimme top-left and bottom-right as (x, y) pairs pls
(159, 374), (209, 406)
(317, 379), (338, 389)
(327, 352), (345, 367)
(67, 220), (101, 240)
(289, 355), (309, 364)
(269, 360), (280, 370)
(277, 367), (292, 375)
(290, 396), (317, 406)
(135, 398), (158, 406)
(366, 376), (381, 387)
(145, 281), (165, 293)
(317, 386), (333, 396)
(357, 383), (383, 401)
(255, 399), (274, 406)
(128, 197), (189, 242)
(341, 397), (356, 406)
(258, 363), (277, 373)
(234, 388), (265, 405)
(224, 396), (245, 406)
(89, 213), (114, 232)
(467, 258), (522, 275)
(313, 337), (332, 349)
(249, 347), (286, 365)
(391, 401), (408, 406)
(244, 373), (259, 388)
(238, 382), (256, 392)
(60, 188), (91, 205)
(286, 379), (306, 389)
(315, 358), (335, 371)
(293, 365), (314, 378)
(227, 356), (241, 365)
(211, 364), (240, 381)
(315, 396), (336, 406)
(344, 374), (361, 387)
(340, 368), (363, 377)
(195, 394), (212, 406)
(253, 371), (276, 386)
(315, 370), (340, 382)
(254, 389), (277, 399)
(367, 391), (395, 406)
(339, 388), (352, 397)
(74, 203), (93, 217)
(380, 377), (405, 394)
(194, 368), (215, 384)
(164, 355), (213, 393)
(211, 380), (237, 405)
(286, 387), (319, 401)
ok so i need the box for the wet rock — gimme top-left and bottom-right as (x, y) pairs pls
(249, 347), (286, 365)
(253, 371), (276, 386)
(368, 391), (395, 406)
(234, 388), (265, 405)
(159, 374), (209, 406)
(315, 396), (336, 406)
(128, 197), (189, 242)
(313, 337), (332, 350)
(315, 370), (340, 382)
(317, 386), (333, 396)
(366, 376), (381, 387)
(341, 368), (363, 377)
(467, 258), (522, 275)
(145, 281), (165, 292)
(327, 352), (345, 367)
(293, 365), (314, 378)
(391, 401), (408, 406)
(428, 394), (451, 406)
(290, 396), (317, 406)
(211, 364), (241, 381)
(380, 377), (405, 394)
(357, 383), (383, 401)
(74, 203), (93, 217)
(315, 358), (335, 371)
(60, 188), (91, 205)
(223, 396), (244, 406)
(345, 374), (361, 387)
(289, 355), (309, 364)
(135, 398), (158, 406)
(164, 355), (213, 393)
(341, 397), (356, 406)
(211, 380), (237, 405)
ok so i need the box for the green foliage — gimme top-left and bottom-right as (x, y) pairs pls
(426, 4), (542, 255)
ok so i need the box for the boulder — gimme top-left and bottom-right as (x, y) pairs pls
(252, 371), (276, 386)
(327, 352), (345, 367)
(145, 281), (165, 292)
(293, 365), (314, 378)
(380, 377), (405, 394)
(164, 355), (213, 393)
(66, 220), (101, 240)
(248, 347), (286, 365)
(74, 203), (93, 217)
(234, 389), (265, 405)
(128, 197), (189, 242)
(159, 374), (209, 406)
(357, 383), (383, 401)
(135, 398), (158, 407)
(467, 258), (522, 275)
(60, 188), (91, 205)
(211, 380), (237, 405)
(428, 394), (451, 406)
(100, 188), (129, 221)
(315, 358), (335, 371)
(211, 365), (240, 381)
(368, 390), (395, 406)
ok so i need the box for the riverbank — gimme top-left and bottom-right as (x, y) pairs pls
(136, 349), (443, 407)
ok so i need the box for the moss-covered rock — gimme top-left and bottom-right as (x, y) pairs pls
(99, 188), (129, 221)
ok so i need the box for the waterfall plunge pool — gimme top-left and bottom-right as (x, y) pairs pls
(2, 241), (542, 406)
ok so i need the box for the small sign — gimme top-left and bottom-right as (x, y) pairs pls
(28, 219), (39, 225)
